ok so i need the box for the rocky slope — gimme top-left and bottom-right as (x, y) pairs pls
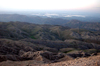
(0, 21), (100, 66)
(0, 54), (100, 66)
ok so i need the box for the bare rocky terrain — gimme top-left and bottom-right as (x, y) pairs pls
(0, 21), (100, 66)
(0, 54), (100, 66)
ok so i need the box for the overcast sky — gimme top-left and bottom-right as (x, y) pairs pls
(0, 0), (100, 13)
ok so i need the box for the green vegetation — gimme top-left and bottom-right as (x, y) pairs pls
(83, 49), (97, 54)
(60, 48), (75, 53)
(30, 36), (36, 39)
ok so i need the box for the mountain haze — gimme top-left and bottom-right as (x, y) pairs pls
(0, 14), (69, 25)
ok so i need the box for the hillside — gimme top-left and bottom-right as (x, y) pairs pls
(1, 21), (100, 43)
(65, 19), (100, 31)
(0, 21), (100, 66)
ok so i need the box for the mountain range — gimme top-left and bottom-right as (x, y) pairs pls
(0, 14), (100, 31)
(0, 14), (69, 25)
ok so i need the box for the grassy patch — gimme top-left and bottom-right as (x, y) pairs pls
(30, 36), (36, 39)
(60, 48), (76, 53)
(83, 49), (97, 54)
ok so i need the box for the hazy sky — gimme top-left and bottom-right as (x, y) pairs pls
(0, 0), (100, 13)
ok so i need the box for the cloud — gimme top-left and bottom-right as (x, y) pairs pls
(64, 15), (85, 17)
